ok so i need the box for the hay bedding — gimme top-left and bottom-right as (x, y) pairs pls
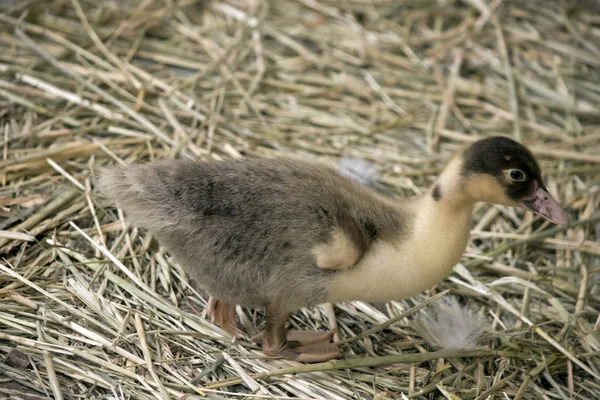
(0, 0), (599, 398)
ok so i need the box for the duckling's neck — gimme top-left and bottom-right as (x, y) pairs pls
(412, 189), (473, 240)
(428, 157), (474, 210)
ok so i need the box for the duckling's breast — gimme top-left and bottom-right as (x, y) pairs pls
(327, 203), (472, 303)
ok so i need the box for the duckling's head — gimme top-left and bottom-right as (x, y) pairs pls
(434, 136), (570, 225)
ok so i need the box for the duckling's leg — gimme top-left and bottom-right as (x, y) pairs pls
(206, 297), (244, 338)
(254, 307), (339, 362)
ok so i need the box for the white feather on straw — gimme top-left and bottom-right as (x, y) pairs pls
(412, 296), (488, 350)
(338, 157), (380, 187)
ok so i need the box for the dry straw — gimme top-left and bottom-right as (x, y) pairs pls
(0, 1), (599, 399)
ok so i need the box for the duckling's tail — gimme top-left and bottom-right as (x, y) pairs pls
(96, 162), (180, 232)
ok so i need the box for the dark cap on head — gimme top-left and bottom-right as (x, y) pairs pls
(461, 136), (570, 225)
(462, 136), (543, 201)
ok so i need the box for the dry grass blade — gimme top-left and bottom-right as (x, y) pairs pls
(0, 1), (598, 399)
(43, 352), (64, 400)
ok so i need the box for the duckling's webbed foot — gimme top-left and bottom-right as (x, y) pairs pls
(206, 297), (245, 338)
(254, 309), (339, 362)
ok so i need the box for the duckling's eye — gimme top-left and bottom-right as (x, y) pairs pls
(509, 169), (526, 182)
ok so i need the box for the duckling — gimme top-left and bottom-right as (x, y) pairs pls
(98, 136), (569, 362)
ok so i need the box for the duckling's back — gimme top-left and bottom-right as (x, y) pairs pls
(98, 158), (406, 310)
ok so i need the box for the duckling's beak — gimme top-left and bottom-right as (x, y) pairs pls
(519, 185), (570, 226)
